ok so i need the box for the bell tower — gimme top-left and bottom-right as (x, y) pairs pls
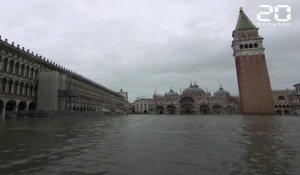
(232, 8), (275, 114)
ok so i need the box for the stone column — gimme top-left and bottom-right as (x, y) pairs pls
(11, 85), (15, 94)
(24, 104), (28, 118)
(6, 61), (9, 72)
(0, 60), (3, 71)
(14, 102), (18, 112)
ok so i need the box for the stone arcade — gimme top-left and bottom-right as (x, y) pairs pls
(0, 36), (127, 119)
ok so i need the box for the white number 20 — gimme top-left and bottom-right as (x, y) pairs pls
(257, 5), (291, 22)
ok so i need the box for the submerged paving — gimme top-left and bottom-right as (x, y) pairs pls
(0, 115), (299, 174)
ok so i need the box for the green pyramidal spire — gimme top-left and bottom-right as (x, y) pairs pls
(235, 8), (257, 30)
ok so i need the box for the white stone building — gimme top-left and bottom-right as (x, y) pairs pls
(134, 83), (239, 115)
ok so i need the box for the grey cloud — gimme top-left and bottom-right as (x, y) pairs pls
(0, 0), (299, 101)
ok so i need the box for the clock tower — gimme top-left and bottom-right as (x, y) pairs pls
(232, 8), (275, 114)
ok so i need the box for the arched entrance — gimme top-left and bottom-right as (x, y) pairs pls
(212, 105), (223, 114)
(1, 78), (7, 92)
(200, 105), (209, 114)
(18, 101), (27, 111)
(225, 105), (235, 114)
(17, 101), (27, 117)
(167, 105), (176, 114)
(5, 100), (17, 118)
(276, 110), (282, 115)
(6, 100), (16, 111)
(156, 105), (164, 114)
(180, 96), (195, 114)
(28, 102), (36, 111)
(284, 110), (290, 115)
(181, 104), (194, 114)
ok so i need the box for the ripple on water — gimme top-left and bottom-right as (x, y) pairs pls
(0, 115), (299, 175)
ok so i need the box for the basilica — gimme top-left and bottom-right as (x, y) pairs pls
(134, 82), (239, 114)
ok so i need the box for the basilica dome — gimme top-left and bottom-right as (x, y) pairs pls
(214, 86), (230, 97)
(164, 89), (179, 98)
(182, 83), (205, 96)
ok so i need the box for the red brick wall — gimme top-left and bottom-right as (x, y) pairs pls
(235, 54), (275, 114)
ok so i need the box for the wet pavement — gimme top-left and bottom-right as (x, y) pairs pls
(0, 114), (299, 175)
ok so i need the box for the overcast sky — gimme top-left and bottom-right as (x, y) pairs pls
(0, 0), (299, 102)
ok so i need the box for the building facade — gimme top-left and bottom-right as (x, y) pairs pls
(0, 36), (128, 119)
(289, 83), (300, 115)
(273, 90), (293, 115)
(134, 98), (151, 114)
(134, 83), (239, 114)
(232, 8), (275, 114)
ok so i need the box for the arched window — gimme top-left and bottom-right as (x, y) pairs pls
(8, 79), (13, 93)
(3, 58), (8, 71)
(254, 43), (258, 48)
(30, 85), (34, 96)
(21, 64), (25, 76)
(180, 97), (195, 104)
(1, 78), (7, 92)
(25, 83), (29, 96)
(9, 60), (14, 73)
(244, 44), (249, 49)
(14, 81), (19, 94)
(249, 44), (253, 48)
(35, 69), (39, 79)
(26, 66), (30, 77)
(19, 82), (24, 95)
(239, 44), (244, 49)
(31, 68), (35, 78)
(15, 62), (20, 75)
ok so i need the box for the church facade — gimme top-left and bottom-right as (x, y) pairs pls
(134, 83), (239, 114)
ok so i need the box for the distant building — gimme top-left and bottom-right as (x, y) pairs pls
(273, 90), (293, 115)
(232, 8), (275, 114)
(134, 83), (239, 114)
(129, 102), (135, 114)
(119, 89), (128, 101)
(289, 83), (300, 115)
(134, 98), (150, 114)
(0, 36), (128, 119)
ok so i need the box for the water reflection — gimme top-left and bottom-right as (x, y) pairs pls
(241, 116), (297, 175)
(0, 116), (131, 174)
(0, 115), (299, 174)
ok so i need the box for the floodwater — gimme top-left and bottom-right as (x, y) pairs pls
(0, 115), (299, 175)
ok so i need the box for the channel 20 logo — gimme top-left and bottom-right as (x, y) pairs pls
(257, 5), (291, 27)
